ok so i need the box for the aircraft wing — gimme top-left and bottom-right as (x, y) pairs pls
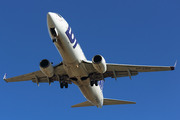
(4, 70), (45, 82)
(83, 61), (175, 80)
(106, 63), (174, 79)
(3, 62), (71, 84)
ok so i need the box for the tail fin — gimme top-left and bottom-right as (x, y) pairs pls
(98, 80), (104, 92)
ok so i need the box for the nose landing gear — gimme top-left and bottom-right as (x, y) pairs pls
(50, 28), (58, 43)
(52, 37), (57, 43)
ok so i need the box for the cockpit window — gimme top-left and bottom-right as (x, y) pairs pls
(56, 13), (62, 18)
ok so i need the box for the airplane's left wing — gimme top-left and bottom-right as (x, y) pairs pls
(82, 60), (175, 80)
(105, 63), (174, 80)
(3, 62), (71, 85)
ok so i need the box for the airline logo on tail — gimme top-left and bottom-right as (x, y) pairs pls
(98, 80), (104, 92)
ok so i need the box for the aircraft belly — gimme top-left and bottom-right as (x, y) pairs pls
(62, 60), (88, 78)
(78, 84), (103, 107)
(55, 33), (77, 63)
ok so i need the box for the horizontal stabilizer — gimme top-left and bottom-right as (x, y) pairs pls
(71, 101), (94, 108)
(71, 98), (136, 108)
(103, 98), (136, 105)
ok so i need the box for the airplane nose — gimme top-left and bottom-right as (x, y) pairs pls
(47, 12), (53, 17)
(47, 12), (55, 28)
(47, 12), (53, 21)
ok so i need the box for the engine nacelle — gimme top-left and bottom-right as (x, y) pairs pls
(39, 59), (54, 77)
(92, 55), (107, 73)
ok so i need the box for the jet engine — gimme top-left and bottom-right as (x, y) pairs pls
(39, 59), (54, 77)
(92, 55), (107, 73)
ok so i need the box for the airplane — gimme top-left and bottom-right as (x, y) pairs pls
(3, 12), (175, 108)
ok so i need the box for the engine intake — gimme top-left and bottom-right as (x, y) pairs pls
(92, 55), (107, 73)
(40, 59), (54, 77)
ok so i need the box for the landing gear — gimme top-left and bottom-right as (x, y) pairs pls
(90, 80), (98, 86)
(52, 37), (57, 43)
(60, 82), (68, 89)
(60, 83), (64, 89)
(90, 81), (94, 86)
(95, 80), (98, 86)
(65, 82), (68, 88)
(50, 28), (58, 43)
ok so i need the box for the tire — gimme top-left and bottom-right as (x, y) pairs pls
(95, 80), (98, 86)
(65, 82), (68, 88)
(60, 83), (64, 89)
(90, 81), (94, 86)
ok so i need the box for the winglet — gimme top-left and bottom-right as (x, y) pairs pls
(3, 73), (7, 80)
(3, 73), (8, 82)
(171, 60), (177, 70)
(174, 60), (177, 68)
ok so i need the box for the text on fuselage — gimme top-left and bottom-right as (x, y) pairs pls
(65, 26), (78, 49)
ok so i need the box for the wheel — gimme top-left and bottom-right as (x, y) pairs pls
(95, 80), (98, 86)
(60, 83), (64, 89)
(90, 81), (94, 86)
(65, 82), (68, 88)
(52, 38), (57, 43)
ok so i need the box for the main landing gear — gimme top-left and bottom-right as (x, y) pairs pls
(90, 80), (98, 86)
(60, 82), (68, 89)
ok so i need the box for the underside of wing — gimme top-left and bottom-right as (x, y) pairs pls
(4, 62), (72, 84)
(82, 60), (174, 81)
(4, 70), (45, 82)
(106, 63), (174, 72)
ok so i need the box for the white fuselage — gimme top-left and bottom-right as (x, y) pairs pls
(47, 12), (103, 108)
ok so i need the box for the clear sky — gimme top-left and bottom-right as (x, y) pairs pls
(0, 0), (179, 120)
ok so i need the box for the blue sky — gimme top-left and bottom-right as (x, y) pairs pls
(0, 0), (179, 120)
